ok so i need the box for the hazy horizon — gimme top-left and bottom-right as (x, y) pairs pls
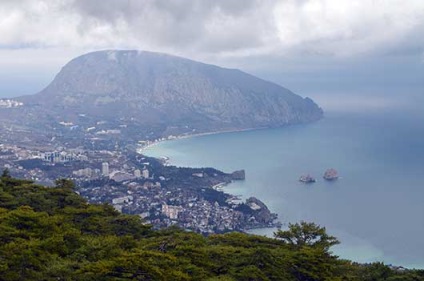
(1, 1), (423, 114)
(1, 49), (422, 115)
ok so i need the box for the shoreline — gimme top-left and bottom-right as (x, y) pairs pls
(137, 118), (320, 155)
(137, 128), (282, 232)
(136, 117), (423, 268)
(137, 126), (266, 154)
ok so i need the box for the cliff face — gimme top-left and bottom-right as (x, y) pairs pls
(245, 197), (277, 225)
(19, 50), (322, 134)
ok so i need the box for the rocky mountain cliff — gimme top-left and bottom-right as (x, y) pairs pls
(9, 50), (322, 139)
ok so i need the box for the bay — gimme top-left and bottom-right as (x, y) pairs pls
(143, 110), (424, 269)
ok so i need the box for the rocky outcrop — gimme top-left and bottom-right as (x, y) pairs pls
(323, 169), (339, 180)
(245, 197), (277, 225)
(231, 170), (245, 180)
(299, 174), (316, 183)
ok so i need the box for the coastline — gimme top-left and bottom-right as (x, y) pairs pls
(138, 128), (282, 233)
(103, 115), (424, 268)
(137, 127), (266, 154)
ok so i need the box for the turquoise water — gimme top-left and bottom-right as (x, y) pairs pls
(143, 110), (424, 268)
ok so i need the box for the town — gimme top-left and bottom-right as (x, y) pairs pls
(0, 119), (279, 234)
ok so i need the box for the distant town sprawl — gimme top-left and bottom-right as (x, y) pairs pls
(0, 139), (278, 234)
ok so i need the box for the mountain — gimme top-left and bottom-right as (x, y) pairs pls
(13, 50), (322, 136)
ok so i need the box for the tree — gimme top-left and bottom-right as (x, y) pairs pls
(274, 221), (339, 251)
(275, 222), (342, 281)
(1, 168), (11, 179)
(55, 178), (75, 190)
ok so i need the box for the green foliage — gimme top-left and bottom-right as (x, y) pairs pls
(0, 176), (421, 280)
(1, 168), (11, 178)
(274, 221), (340, 250)
(55, 178), (76, 190)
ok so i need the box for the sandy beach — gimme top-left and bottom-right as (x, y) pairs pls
(137, 127), (265, 154)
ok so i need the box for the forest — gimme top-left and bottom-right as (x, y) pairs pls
(0, 170), (423, 280)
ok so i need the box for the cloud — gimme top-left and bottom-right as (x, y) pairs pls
(272, 0), (424, 57)
(0, 0), (423, 59)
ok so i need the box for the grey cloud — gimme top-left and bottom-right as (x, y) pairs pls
(0, 0), (424, 60)
(72, 0), (260, 21)
(69, 0), (272, 52)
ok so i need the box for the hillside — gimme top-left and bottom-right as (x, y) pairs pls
(0, 172), (422, 280)
(9, 50), (322, 138)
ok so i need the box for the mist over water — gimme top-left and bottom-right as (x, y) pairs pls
(144, 97), (424, 269)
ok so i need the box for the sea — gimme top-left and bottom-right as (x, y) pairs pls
(143, 104), (424, 269)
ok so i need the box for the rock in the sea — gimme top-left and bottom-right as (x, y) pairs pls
(323, 168), (339, 180)
(299, 174), (316, 183)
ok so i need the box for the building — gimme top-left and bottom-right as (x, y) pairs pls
(134, 169), (141, 178)
(112, 196), (133, 205)
(109, 171), (135, 182)
(142, 168), (149, 178)
(102, 162), (109, 177)
(112, 196), (134, 213)
(161, 204), (183, 220)
(41, 151), (75, 163)
(72, 168), (92, 177)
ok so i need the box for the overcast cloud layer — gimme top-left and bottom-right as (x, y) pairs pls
(0, 0), (423, 110)
(1, 0), (424, 58)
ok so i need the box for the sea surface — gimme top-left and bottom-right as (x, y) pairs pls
(143, 109), (424, 269)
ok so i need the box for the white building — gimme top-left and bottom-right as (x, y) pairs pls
(161, 204), (183, 220)
(41, 151), (75, 163)
(112, 196), (133, 205)
(134, 169), (141, 178)
(73, 168), (92, 177)
(142, 168), (149, 179)
(102, 162), (109, 176)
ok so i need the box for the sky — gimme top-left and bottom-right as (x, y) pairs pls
(0, 0), (423, 111)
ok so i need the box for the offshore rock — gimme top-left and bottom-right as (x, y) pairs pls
(323, 168), (339, 180)
(299, 174), (316, 183)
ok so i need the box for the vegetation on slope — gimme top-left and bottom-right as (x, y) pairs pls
(0, 171), (422, 280)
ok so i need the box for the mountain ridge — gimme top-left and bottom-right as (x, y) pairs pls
(5, 50), (323, 141)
